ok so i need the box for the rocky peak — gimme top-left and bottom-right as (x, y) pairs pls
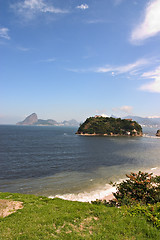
(17, 113), (38, 125)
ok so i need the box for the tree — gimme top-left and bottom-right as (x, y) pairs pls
(110, 171), (160, 206)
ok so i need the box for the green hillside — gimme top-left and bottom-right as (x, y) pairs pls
(0, 192), (159, 240)
(76, 116), (142, 136)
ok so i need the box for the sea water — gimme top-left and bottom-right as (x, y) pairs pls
(0, 125), (160, 202)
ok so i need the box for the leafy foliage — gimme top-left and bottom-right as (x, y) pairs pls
(109, 171), (160, 206)
(125, 203), (160, 229)
(92, 171), (160, 230)
(77, 116), (142, 135)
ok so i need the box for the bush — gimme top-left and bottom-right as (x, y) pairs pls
(110, 171), (160, 206)
(124, 203), (160, 229)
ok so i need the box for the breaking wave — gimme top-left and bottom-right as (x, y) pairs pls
(49, 167), (160, 203)
(49, 184), (117, 203)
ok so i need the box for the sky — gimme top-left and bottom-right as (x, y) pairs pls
(1, 0), (160, 124)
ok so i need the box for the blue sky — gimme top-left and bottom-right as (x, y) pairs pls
(1, 0), (160, 123)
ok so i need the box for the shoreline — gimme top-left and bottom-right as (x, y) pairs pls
(101, 167), (160, 202)
(50, 166), (160, 203)
(76, 133), (143, 137)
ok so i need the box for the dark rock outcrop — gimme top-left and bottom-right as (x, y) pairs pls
(156, 129), (160, 136)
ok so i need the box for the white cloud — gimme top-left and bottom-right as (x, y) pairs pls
(76, 4), (89, 10)
(113, 106), (133, 114)
(0, 27), (10, 40)
(113, 0), (124, 6)
(131, 0), (160, 43)
(66, 58), (150, 76)
(96, 58), (149, 74)
(141, 65), (160, 78)
(86, 19), (105, 24)
(96, 66), (113, 73)
(12, 0), (68, 19)
(65, 67), (90, 73)
(140, 65), (160, 93)
(120, 106), (133, 113)
(95, 58), (160, 94)
(116, 59), (148, 73)
(17, 46), (30, 51)
(36, 58), (56, 63)
(148, 115), (160, 118)
(41, 58), (56, 63)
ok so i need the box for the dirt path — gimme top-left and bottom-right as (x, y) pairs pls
(0, 199), (23, 218)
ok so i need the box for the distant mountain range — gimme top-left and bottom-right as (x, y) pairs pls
(17, 113), (160, 128)
(17, 113), (79, 127)
(124, 116), (160, 127)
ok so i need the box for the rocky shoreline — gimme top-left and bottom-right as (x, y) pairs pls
(76, 132), (143, 136)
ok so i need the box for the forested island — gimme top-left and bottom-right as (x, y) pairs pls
(76, 116), (143, 136)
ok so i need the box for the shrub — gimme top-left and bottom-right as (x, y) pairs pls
(110, 171), (160, 206)
(124, 203), (160, 229)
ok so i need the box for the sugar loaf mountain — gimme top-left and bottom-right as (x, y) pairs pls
(76, 116), (143, 136)
(17, 113), (79, 127)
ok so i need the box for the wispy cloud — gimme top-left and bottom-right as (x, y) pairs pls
(76, 4), (89, 10)
(65, 67), (88, 73)
(86, 19), (106, 24)
(148, 115), (160, 118)
(11, 0), (68, 20)
(113, 0), (124, 6)
(37, 58), (56, 63)
(66, 58), (150, 76)
(112, 105), (133, 114)
(120, 106), (133, 113)
(96, 57), (160, 94)
(66, 57), (160, 94)
(17, 46), (30, 51)
(140, 65), (160, 93)
(131, 0), (160, 43)
(0, 27), (10, 40)
(96, 58), (149, 75)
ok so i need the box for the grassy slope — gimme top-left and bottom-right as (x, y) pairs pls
(0, 192), (159, 240)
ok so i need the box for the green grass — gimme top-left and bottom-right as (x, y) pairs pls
(0, 192), (159, 240)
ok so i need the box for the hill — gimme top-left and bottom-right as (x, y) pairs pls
(17, 113), (79, 126)
(17, 113), (38, 125)
(0, 192), (159, 239)
(76, 116), (142, 136)
(125, 115), (160, 127)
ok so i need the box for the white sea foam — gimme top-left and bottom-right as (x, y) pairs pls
(48, 167), (160, 203)
(143, 134), (160, 139)
(49, 184), (117, 203)
(149, 167), (160, 176)
(151, 167), (157, 170)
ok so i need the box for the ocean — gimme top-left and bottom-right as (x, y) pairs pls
(0, 125), (160, 202)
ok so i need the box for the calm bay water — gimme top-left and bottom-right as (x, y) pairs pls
(0, 125), (160, 201)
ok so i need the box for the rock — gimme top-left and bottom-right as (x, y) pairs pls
(156, 129), (160, 136)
